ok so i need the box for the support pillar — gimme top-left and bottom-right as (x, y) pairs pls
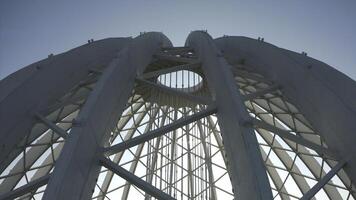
(42, 32), (172, 200)
(186, 31), (273, 200)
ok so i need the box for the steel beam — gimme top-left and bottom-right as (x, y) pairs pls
(301, 160), (347, 200)
(168, 110), (178, 196)
(206, 116), (228, 165)
(35, 112), (68, 138)
(144, 107), (168, 200)
(42, 32), (172, 200)
(100, 157), (175, 200)
(121, 105), (157, 200)
(196, 119), (217, 200)
(186, 31), (273, 200)
(184, 108), (195, 199)
(98, 103), (159, 200)
(251, 118), (336, 158)
(141, 62), (200, 79)
(103, 106), (217, 156)
(136, 78), (212, 105)
(0, 174), (50, 200)
(121, 138), (148, 199)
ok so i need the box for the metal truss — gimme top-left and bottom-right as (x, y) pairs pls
(0, 31), (356, 200)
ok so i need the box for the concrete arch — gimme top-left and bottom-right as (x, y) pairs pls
(0, 38), (132, 174)
(214, 35), (356, 187)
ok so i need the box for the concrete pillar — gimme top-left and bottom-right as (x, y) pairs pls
(42, 32), (171, 200)
(186, 31), (273, 200)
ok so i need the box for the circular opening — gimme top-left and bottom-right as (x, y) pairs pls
(157, 70), (203, 92)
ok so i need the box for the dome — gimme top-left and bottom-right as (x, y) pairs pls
(0, 31), (355, 200)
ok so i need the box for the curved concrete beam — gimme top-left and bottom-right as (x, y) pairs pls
(186, 31), (273, 200)
(42, 32), (172, 200)
(0, 38), (132, 173)
(214, 36), (356, 185)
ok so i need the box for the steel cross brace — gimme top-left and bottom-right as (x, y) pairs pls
(103, 106), (217, 156)
(100, 156), (175, 200)
(0, 174), (50, 200)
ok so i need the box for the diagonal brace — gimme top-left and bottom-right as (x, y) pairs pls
(35, 113), (68, 138)
(103, 106), (217, 156)
(100, 156), (175, 200)
(248, 118), (337, 159)
(301, 160), (347, 200)
(0, 174), (50, 200)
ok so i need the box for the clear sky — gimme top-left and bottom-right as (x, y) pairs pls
(1, 0), (355, 80)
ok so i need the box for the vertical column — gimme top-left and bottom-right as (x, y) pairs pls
(186, 31), (273, 200)
(43, 33), (171, 200)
